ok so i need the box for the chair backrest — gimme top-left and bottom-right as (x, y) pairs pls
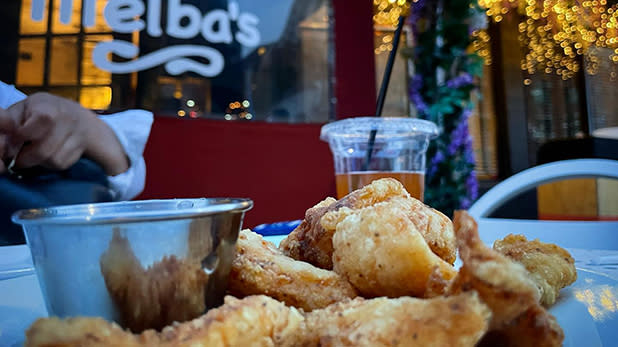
(469, 159), (618, 250)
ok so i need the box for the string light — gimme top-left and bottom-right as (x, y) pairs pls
(373, 0), (410, 27)
(374, 0), (617, 77)
(472, 30), (493, 65)
(373, 0), (410, 56)
(476, 0), (618, 78)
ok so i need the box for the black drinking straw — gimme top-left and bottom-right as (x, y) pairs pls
(362, 15), (407, 171)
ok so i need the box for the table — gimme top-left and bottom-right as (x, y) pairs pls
(1, 243), (617, 346)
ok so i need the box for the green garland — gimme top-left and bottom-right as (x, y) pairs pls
(405, 0), (486, 216)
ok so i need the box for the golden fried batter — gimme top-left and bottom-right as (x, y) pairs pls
(280, 178), (456, 269)
(331, 197), (457, 298)
(279, 197), (339, 269)
(494, 234), (577, 306)
(26, 293), (490, 347)
(478, 304), (564, 347)
(448, 211), (540, 329)
(303, 292), (491, 347)
(25, 295), (306, 347)
(280, 178), (409, 269)
(418, 206), (456, 264)
(25, 316), (146, 347)
(99, 231), (208, 332)
(227, 229), (358, 311)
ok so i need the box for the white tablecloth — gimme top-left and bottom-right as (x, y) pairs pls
(570, 248), (618, 280)
(1, 244), (617, 346)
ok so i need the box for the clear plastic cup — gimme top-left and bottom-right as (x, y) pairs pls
(320, 117), (439, 200)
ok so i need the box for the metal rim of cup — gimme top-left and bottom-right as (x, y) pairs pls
(320, 117), (439, 141)
(11, 198), (254, 226)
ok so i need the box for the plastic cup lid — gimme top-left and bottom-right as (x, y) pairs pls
(320, 117), (439, 141)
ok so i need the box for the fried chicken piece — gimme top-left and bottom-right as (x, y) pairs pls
(478, 304), (564, 347)
(424, 266), (453, 298)
(227, 229), (358, 311)
(280, 178), (408, 269)
(448, 211), (540, 329)
(280, 178), (456, 269)
(99, 231), (208, 332)
(302, 292), (491, 347)
(25, 295), (306, 347)
(279, 196), (338, 269)
(494, 234), (577, 306)
(156, 295), (306, 347)
(331, 197), (457, 298)
(322, 195), (456, 266)
(25, 316), (147, 347)
(416, 205), (456, 264)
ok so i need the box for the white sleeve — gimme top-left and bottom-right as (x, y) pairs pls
(1, 81), (153, 200)
(0, 81), (27, 108)
(99, 110), (154, 201)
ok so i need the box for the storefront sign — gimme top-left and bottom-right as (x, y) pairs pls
(31, 0), (261, 77)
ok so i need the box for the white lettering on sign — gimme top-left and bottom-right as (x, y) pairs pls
(146, 0), (162, 37)
(30, 0), (261, 77)
(93, 40), (225, 76)
(104, 0), (146, 33)
(201, 10), (233, 44)
(166, 0), (202, 39)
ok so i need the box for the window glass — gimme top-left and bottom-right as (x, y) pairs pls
(16, 38), (46, 86)
(472, 65), (498, 179)
(82, 35), (113, 85)
(84, 0), (111, 33)
(20, 0), (48, 34)
(47, 86), (79, 101)
(150, 76), (211, 119)
(524, 73), (583, 164)
(12, 0), (334, 121)
(50, 36), (79, 85)
(80, 86), (112, 110)
(586, 47), (618, 134)
(137, 0), (333, 123)
(51, 0), (81, 34)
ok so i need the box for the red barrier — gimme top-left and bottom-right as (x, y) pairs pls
(137, 117), (336, 228)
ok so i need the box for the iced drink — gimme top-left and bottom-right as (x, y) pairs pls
(321, 117), (438, 200)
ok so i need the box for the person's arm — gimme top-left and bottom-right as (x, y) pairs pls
(84, 116), (129, 176)
(0, 82), (28, 172)
(0, 81), (27, 109)
(99, 110), (153, 200)
(0, 85), (153, 200)
(1, 92), (129, 176)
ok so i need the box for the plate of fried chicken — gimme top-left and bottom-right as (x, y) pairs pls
(14, 178), (618, 346)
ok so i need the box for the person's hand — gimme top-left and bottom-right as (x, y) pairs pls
(0, 92), (130, 176)
(1, 92), (98, 172)
(0, 106), (22, 173)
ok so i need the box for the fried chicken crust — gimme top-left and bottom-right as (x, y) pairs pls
(419, 206), (456, 264)
(278, 197), (338, 269)
(302, 292), (491, 347)
(493, 234), (577, 306)
(227, 229), (357, 311)
(280, 178), (409, 269)
(99, 231), (208, 332)
(478, 304), (564, 347)
(280, 178), (456, 269)
(25, 295), (306, 347)
(448, 211), (541, 329)
(331, 197), (457, 298)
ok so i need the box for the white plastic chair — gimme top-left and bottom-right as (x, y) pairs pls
(469, 159), (618, 250)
